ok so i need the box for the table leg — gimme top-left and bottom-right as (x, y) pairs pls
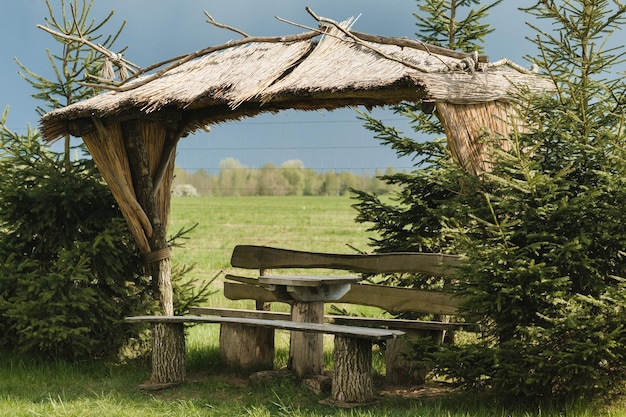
(289, 300), (324, 378)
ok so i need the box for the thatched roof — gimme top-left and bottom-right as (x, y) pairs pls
(39, 20), (553, 142)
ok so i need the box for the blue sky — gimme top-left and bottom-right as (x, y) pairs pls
(0, 1), (591, 173)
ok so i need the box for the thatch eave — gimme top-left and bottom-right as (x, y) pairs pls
(40, 21), (554, 143)
(57, 84), (422, 141)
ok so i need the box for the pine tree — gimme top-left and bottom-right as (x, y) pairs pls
(414, 0), (501, 52)
(15, 0), (125, 169)
(352, 0), (502, 287)
(437, 0), (626, 400)
(354, 0), (626, 400)
(0, 1), (209, 360)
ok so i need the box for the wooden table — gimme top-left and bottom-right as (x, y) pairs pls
(258, 275), (363, 378)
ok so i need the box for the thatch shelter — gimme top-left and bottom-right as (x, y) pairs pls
(39, 11), (554, 385)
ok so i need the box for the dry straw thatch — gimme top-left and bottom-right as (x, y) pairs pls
(39, 16), (553, 148)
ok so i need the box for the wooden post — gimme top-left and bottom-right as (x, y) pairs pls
(218, 267), (275, 371)
(289, 301), (324, 378)
(385, 330), (434, 386)
(257, 268), (272, 311)
(219, 323), (274, 371)
(151, 322), (186, 385)
(386, 313), (450, 386)
(436, 101), (519, 175)
(123, 120), (185, 385)
(332, 336), (374, 404)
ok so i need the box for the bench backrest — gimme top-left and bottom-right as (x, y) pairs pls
(227, 245), (465, 316)
(231, 245), (463, 276)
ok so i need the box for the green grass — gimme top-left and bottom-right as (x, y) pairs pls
(169, 195), (376, 273)
(169, 195), (379, 309)
(2, 195), (626, 416)
(0, 348), (621, 417)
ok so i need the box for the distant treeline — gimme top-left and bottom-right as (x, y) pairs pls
(172, 158), (401, 197)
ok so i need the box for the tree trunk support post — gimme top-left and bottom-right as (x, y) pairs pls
(218, 268), (275, 371)
(123, 120), (185, 385)
(290, 300), (324, 378)
(331, 335), (375, 405)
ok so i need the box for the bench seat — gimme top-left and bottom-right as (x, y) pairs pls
(188, 306), (479, 332)
(125, 315), (404, 340)
(126, 314), (403, 404)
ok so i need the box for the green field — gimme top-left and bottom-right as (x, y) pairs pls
(169, 195), (378, 306)
(169, 195), (376, 268)
(1, 195), (624, 416)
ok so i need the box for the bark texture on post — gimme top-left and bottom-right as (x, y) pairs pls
(332, 336), (374, 404)
(151, 322), (186, 384)
(219, 323), (275, 371)
(385, 331), (428, 386)
(289, 301), (324, 378)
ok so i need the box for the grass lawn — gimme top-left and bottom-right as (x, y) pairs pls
(1, 195), (625, 416)
(1, 344), (622, 417)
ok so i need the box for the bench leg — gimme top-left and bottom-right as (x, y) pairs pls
(386, 329), (444, 386)
(332, 335), (374, 405)
(289, 301), (324, 378)
(150, 322), (186, 385)
(220, 323), (274, 371)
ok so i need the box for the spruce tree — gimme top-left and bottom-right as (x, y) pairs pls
(353, 0), (626, 400)
(352, 0), (502, 288)
(0, 1), (209, 360)
(436, 0), (626, 400)
(15, 0), (126, 169)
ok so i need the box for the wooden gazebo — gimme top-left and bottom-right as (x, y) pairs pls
(40, 11), (554, 385)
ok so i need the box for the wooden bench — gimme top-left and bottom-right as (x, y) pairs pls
(125, 314), (403, 405)
(205, 244), (474, 385)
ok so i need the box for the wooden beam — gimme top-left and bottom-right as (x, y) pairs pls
(350, 30), (489, 63)
(152, 128), (180, 194)
(223, 281), (463, 316)
(224, 282), (283, 304)
(231, 245), (463, 276)
(224, 274), (264, 285)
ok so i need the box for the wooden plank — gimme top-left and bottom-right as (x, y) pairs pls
(338, 283), (463, 316)
(125, 315), (404, 340)
(231, 245), (463, 276)
(327, 316), (477, 332)
(188, 306), (479, 331)
(223, 282), (464, 316)
(189, 306), (290, 320)
(223, 282), (285, 303)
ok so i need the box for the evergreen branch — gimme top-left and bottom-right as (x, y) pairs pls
(36, 24), (140, 74)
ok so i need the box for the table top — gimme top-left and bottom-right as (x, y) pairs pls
(258, 275), (362, 288)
